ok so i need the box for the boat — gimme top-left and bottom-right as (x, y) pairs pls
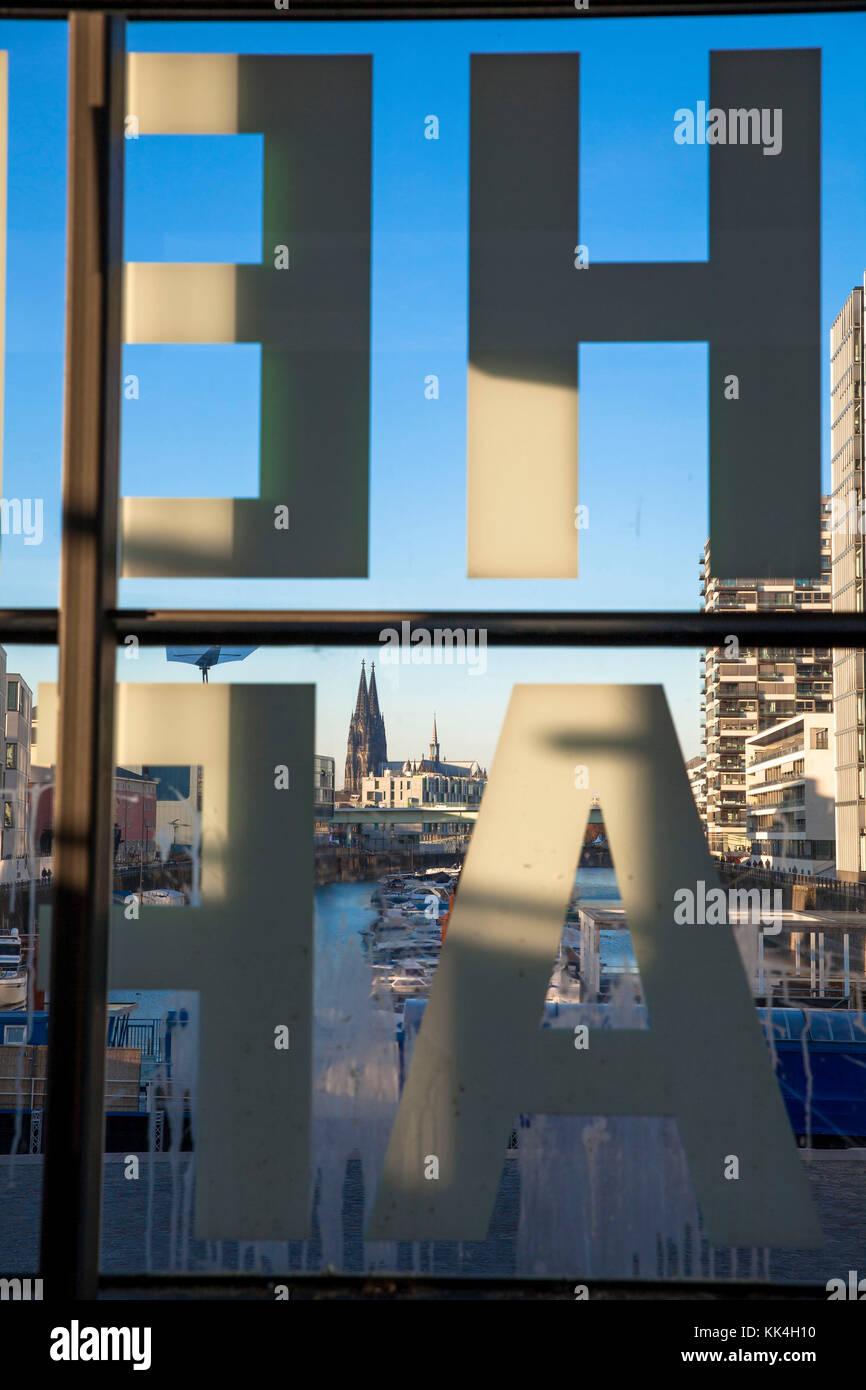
(0, 974), (27, 1010)
(0, 933), (26, 1010)
(389, 973), (428, 997)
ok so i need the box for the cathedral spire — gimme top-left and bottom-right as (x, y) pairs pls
(353, 659), (369, 719)
(344, 659), (388, 796)
(429, 712), (440, 765)
(368, 661), (381, 720)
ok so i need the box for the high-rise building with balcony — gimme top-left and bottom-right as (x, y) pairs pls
(700, 509), (833, 855)
(745, 714), (836, 873)
(686, 755), (707, 821)
(2, 670), (32, 866)
(830, 278), (866, 880)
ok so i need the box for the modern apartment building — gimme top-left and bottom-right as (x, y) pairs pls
(700, 511), (833, 855)
(745, 714), (836, 872)
(830, 277), (866, 880)
(686, 755), (707, 821)
(361, 767), (486, 812)
(314, 754), (336, 846)
(2, 671), (33, 865)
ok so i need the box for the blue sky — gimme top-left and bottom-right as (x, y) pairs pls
(0, 11), (863, 767)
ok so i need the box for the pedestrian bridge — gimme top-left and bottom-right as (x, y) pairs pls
(329, 804), (606, 827)
(330, 803), (478, 825)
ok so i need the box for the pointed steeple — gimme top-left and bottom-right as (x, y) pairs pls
(429, 712), (440, 766)
(368, 661), (381, 720)
(353, 659), (369, 719)
(344, 659), (388, 795)
(368, 661), (387, 768)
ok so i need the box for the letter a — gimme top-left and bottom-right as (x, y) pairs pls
(367, 685), (821, 1248)
(673, 108), (695, 146)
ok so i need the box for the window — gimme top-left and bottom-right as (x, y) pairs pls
(3, 1025), (26, 1045)
(0, 0), (864, 1319)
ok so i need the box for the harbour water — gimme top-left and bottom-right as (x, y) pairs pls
(3, 871), (865, 1283)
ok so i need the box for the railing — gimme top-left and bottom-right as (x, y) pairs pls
(0, 1077), (145, 1113)
(747, 738), (805, 768)
(717, 861), (866, 905)
(749, 769), (804, 788)
(748, 793), (805, 812)
(105, 1015), (163, 1061)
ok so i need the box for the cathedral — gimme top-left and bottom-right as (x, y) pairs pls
(344, 660), (388, 796)
(390, 713), (486, 782)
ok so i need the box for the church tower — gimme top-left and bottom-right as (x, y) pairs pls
(344, 660), (388, 796)
(429, 712), (440, 768)
(367, 662), (388, 774)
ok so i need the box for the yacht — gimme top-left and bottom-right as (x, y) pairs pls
(0, 933), (26, 1010)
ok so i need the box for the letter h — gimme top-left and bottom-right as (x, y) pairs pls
(468, 49), (821, 580)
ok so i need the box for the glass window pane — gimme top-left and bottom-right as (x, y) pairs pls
(37, 642), (856, 1286)
(0, 642), (58, 1276)
(114, 11), (866, 612)
(0, 21), (67, 611)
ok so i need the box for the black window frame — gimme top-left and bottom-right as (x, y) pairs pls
(0, 0), (859, 1302)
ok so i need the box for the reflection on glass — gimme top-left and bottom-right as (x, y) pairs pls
(52, 650), (862, 1284)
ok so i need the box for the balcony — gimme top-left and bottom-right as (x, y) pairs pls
(747, 737), (805, 768)
(749, 770), (804, 793)
(746, 797), (805, 819)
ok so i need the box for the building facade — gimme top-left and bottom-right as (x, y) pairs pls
(381, 714), (488, 785)
(344, 660), (388, 796)
(137, 764), (202, 858)
(29, 764), (54, 857)
(745, 714), (836, 872)
(700, 511), (833, 855)
(30, 767), (160, 866)
(2, 671), (32, 865)
(114, 769), (160, 863)
(360, 768), (486, 812)
(358, 716), (488, 848)
(315, 755), (335, 819)
(314, 754), (336, 845)
(830, 277), (866, 879)
(686, 755), (707, 821)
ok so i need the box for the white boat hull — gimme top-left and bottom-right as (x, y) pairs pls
(0, 973), (27, 1009)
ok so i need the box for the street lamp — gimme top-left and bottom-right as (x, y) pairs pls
(139, 820), (151, 896)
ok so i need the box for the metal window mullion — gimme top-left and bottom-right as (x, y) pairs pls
(40, 11), (125, 1302)
(104, 611), (866, 648)
(0, 612), (865, 648)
